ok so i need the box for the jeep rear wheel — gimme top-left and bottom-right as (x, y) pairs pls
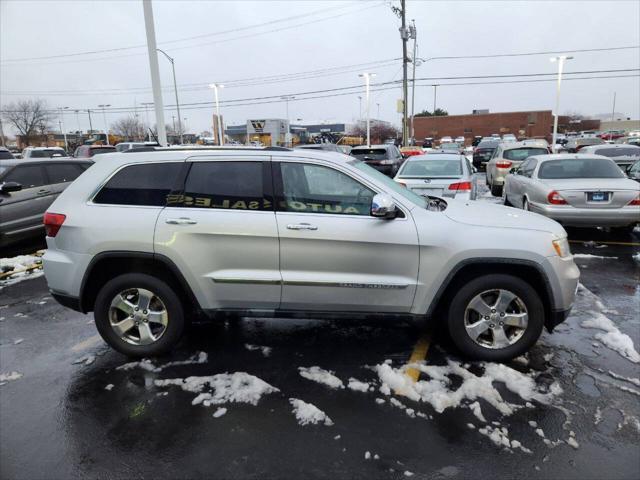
(446, 274), (544, 361)
(94, 273), (185, 357)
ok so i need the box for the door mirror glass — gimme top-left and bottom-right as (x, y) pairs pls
(510, 167), (518, 174)
(0, 181), (23, 193)
(371, 193), (397, 219)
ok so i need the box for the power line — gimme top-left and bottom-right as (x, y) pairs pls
(422, 45), (639, 62)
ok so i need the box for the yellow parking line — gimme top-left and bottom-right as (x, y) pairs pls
(405, 332), (432, 383)
(568, 240), (640, 247)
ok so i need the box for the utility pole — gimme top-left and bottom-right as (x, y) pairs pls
(87, 109), (93, 133)
(611, 92), (616, 122)
(400, 0), (409, 146)
(209, 83), (225, 145)
(157, 48), (183, 144)
(432, 84), (439, 112)
(409, 19), (417, 145)
(98, 104), (111, 144)
(58, 106), (69, 152)
(550, 55), (573, 152)
(143, 0), (167, 146)
(74, 110), (82, 145)
(281, 95), (295, 147)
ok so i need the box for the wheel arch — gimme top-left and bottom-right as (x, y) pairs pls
(79, 251), (200, 315)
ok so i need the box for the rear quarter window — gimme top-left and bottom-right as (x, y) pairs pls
(93, 162), (183, 206)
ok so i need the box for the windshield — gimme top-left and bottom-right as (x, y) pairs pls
(399, 159), (462, 177)
(594, 147), (640, 158)
(350, 160), (428, 209)
(440, 143), (460, 150)
(351, 148), (388, 160)
(89, 148), (116, 156)
(538, 158), (625, 179)
(503, 148), (547, 161)
(30, 149), (65, 158)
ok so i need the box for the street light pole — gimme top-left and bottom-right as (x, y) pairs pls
(156, 48), (183, 144)
(358, 96), (362, 120)
(550, 55), (573, 152)
(58, 106), (69, 152)
(142, 0), (167, 146)
(98, 104), (111, 144)
(359, 72), (376, 147)
(409, 20), (417, 145)
(281, 95), (295, 147)
(432, 84), (439, 112)
(209, 84), (225, 145)
(74, 109), (82, 144)
(87, 109), (93, 133)
(377, 103), (380, 119)
(611, 92), (616, 122)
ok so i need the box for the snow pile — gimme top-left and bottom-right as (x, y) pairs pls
(0, 253), (44, 287)
(155, 372), (279, 406)
(374, 359), (560, 417)
(478, 424), (532, 453)
(245, 344), (272, 357)
(0, 371), (23, 384)
(347, 378), (371, 392)
(298, 366), (344, 389)
(289, 398), (333, 426)
(117, 351), (209, 373)
(577, 285), (640, 363)
(572, 254), (618, 260)
(212, 407), (227, 418)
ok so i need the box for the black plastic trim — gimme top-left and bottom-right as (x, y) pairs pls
(50, 292), (82, 312)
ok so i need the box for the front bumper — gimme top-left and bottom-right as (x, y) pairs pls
(546, 307), (572, 332)
(529, 203), (640, 227)
(51, 291), (83, 312)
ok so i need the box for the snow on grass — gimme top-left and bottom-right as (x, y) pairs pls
(578, 285), (640, 363)
(347, 377), (370, 392)
(298, 366), (344, 389)
(156, 372), (279, 407)
(0, 253), (44, 288)
(0, 371), (23, 384)
(289, 398), (333, 426)
(572, 254), (618, 260)
(212, 407), (227, 418)
(117, 351), (208, 373)
(245, 344), (272, 357)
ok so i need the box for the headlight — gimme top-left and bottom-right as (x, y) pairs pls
(552, 237), (571, 258)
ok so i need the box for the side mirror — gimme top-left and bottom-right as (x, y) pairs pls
(510, 167), (518, 174)
(0, 181), (22, 193)
(371, 193), (397, 219)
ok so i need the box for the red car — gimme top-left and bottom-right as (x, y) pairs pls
(598, 130), (625, 141)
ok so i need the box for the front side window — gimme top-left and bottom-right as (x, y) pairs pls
(45, 163), (84, 184)
(93, 162), (182, 206)
(4, 165), (46, 188)
(279, 163), (374, 215)
(180, 161), (270, 210)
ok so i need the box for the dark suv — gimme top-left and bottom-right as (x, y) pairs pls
(472, 140), (500, 172)
(349, 144), (404, 176)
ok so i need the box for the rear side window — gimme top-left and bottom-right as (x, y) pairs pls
(93, 162), (182, 206)
(89, 147), (116, 156)
(180, 161), (270, 210)
(4, 165), (46, 188)
(44, 163), (84, 183)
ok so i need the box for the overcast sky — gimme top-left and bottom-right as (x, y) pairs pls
(1, 0), (639, 135)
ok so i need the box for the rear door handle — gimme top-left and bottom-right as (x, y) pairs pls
(37, 189), (51, 196)
(165, 217), (197, 225)
(287, 223), (318, 231)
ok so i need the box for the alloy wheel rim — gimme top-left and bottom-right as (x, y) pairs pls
(108, 288), (168, 345)
(463, 289), (528, 349)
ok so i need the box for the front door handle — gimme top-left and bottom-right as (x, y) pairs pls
(37, 189), (51, 196)
(165, 217), (197, 225)
(286, 223), (318, 231)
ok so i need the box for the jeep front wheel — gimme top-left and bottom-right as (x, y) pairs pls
(446, 274), (544, 361)
(94, 273), (185, 357)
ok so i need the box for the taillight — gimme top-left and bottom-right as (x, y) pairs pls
(448, 181), (472, 191)
(628, 194), (640, 206)
(547, 191), (567, 205)
(396, 181), (407, 188)
(496, 161), (512, 169)
(43, 212), (66, 237)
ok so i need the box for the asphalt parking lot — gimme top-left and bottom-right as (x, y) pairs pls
(1, 179), (639, 480)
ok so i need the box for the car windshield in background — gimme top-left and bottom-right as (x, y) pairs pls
(440, 143), (460, 150)
(400, 159), (462, 177)
(90, 148), (116, 156)
(349, 159), (428, 209)
(351, 148), (387, 160)
(30, 149), (65, 158)
(595, 147), (640, 158)
(503, 148), (547, 161)
(538, 158), (626, 179)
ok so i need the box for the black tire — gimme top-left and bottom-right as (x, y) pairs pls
(94, 273), (185, 357)
(446, 274), (544, 361)
(490, 183), (502, 197)
(502, 187), (512, 206)
(523, 197), (530, 211)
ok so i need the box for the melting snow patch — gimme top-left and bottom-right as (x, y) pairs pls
(212, 407), (227, 418)
(375, 398), (386, 404)
(13, 338), (24, 345)
(404, 471), (414, 477)
(0, 371), (22, 383)
(298, 366), (344, 389)
(478, 425), (532, 453)
(364, 451), (371, 460)
(104, 384), (114, 391)
(347, 378), (370, 392)
(572, 254), (618, 260)
(607, 370), (640, 387)
(633, 252), (639, 263)
(73, 355), (95, 366)
(245, 344), (272, 357)
(468, 401), (486, 422)
(289, 398), (333, 426)
(0, 254), (44, 288)
(117, 352), (209, 373)
(155, 372), (279, 406)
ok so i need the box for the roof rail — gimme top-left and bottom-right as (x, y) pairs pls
(123, 145), (293, 153)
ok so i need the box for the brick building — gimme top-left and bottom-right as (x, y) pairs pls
(413, 110), (601, 144)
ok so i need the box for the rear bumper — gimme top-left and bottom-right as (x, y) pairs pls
(491, 168), (511, 186)
(529, 203), (640, 227)
(366, 164), (394, 175)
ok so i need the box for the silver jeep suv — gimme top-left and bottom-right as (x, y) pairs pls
(43, 147), (580, 361)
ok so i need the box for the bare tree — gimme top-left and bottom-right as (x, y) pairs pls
(351, 122), (399, 144)
(1, 99), (53, 145)
(111, 115), (145, 141)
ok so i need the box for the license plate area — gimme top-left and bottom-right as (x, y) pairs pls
(587, 191), (610, 202)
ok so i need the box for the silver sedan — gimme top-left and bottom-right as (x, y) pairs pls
(503, 154), (640, 231)
(393, 152), (477, 200)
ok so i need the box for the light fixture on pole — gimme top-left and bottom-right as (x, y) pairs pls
(58, 106), (69, 152)
(209, 84), (225, 145)
(550, 55), (573, 152)
(156, 48), (183, 144)
(359, 72), (376, 147)
(98, 104), (111, 145)
(281, 95), (295, 147)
